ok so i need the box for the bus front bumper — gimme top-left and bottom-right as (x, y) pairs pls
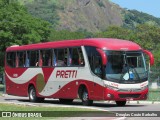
(104, 88), (148, 101)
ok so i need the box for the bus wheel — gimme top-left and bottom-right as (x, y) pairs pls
(81, 88), (93, 106)
(116, 101), (126, 106)
(59, 99), (73, 104)
(28, 86), (44, 102)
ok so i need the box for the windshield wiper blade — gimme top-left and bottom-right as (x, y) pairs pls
(130, 68), (140, 81)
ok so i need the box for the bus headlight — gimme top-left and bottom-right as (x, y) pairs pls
(141, 85), (148, 90)
(105, 84), (119, 91)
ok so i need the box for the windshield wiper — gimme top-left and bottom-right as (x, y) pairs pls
(131, 67), (140, 81)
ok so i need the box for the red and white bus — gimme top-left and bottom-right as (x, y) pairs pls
(5, 38), (154, 106)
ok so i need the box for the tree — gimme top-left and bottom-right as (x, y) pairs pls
(49, 29), (87, 41)
(134, 24), (160, 50)
(96, 26), (134, 40)
(25, 0), (59, 28)
(0, 0), (52, 73)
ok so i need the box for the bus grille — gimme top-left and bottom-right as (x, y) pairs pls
(118, 89), (142, 92)
(119, 94), (140, 98)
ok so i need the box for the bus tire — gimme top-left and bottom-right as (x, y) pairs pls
(81, 88), (93, 106)
(59, 99), (73, 104)
(116, 101), (126, 106)
(28, 86), (44, 102)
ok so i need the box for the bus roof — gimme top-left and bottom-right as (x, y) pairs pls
(6, 38), (142, 52)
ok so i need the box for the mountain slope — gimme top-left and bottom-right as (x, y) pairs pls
(17, 0), (123, 32)
(56, 0), (123, 32)
(16, 0), (160, 32)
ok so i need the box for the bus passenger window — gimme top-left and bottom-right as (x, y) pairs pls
(55, 49), (66, 66)
(71, 48), (79, 65)
(29, 51), (39, 67)
(17, 51), (26, 67)
(78, 48), (85, 66)
(71, 47), (85, 66)
(41, 49), (52, 67)
(6, 52), (16, 68)
(64, 49), (68, 66)
(25, 51), (30, 67)
(68, 48), (72, 66)
(53, 50), (57, 66)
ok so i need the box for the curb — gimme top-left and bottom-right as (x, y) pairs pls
(127, 101), (160, 104)
(104, 100), (160, 104)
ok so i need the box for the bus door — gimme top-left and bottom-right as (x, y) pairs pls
(85, 46), (104, 100)
(93, 54), (104, 100)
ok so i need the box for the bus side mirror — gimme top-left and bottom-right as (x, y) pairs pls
(96, 48), (107, 66)
(143, 50), (154, 66)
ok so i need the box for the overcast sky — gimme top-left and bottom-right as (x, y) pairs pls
(111, 0), (160, 18)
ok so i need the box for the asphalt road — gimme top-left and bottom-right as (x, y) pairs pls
(0, 94), (160, 120)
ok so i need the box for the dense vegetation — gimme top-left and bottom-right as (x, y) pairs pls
(123, 10), (160, 29)
(24, 0), (60, 28)
(0, 0), (160, 82)
(0, 0), (52, 72)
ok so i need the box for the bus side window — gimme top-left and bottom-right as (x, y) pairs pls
(85, 46), (102, 77)
(53, 47), (84, 67)
(56, 48), (66, 66)
(71, 47), (85, 66)
(55, 48), (73, 67)
(53, 49), (57, 66)
(67, 48), (72, 66)
(71, 48), (79, 65)
(64, 48), (68, 66)
(6, 52), (16, 68)
(39, 50), (43, 67)
(78, 47), (85, 66)
(25, 51), (30, 67)
(85, 46), (94, 72)
(29, 51), (39, 67)
(17, 51), (26, 67)
(94, 55), (102, 77)
(41, 49), (52, 67)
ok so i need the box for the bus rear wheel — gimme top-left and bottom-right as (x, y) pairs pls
(116, 101), (126, 106)
(28, 86), (44, 102)
(81, 88), (93, 106)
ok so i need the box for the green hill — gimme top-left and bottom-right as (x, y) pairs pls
(16, 0), (123, 32)
(122, 9), (160, 29)
(15, 0), (160, 32)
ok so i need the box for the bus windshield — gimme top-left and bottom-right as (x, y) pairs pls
(105, 51), (147, 83)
